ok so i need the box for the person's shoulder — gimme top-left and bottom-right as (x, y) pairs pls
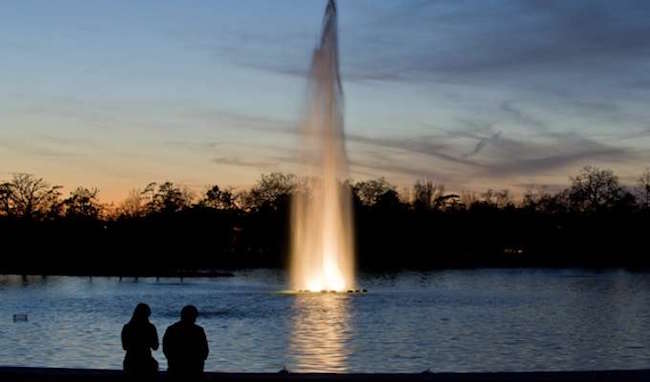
(166, 321), (183, 331)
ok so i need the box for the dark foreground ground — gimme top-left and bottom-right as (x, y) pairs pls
(1, 367), (649, 382)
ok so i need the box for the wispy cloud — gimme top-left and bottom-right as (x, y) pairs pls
(165, 140), (221, 152)
(464, 131), (502, 158)
(500, 101), (546, 130)
(0, 139), (86, 159)
(212, 156), (276, 169)
(470, 130), (636, 178)
(346, 133), (478, 167)
(481, 145), (630, 178)
(203, 1), (650, 88)
(182, 109), (296, 132)
(347, 129), (635, 182)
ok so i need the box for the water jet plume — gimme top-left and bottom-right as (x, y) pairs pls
(290, 0), (355, 293)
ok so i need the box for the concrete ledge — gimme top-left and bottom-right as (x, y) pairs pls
(1, 367), (650, 382)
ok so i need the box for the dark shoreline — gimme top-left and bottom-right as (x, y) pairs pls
(3, 265), (650, 279)
(0, 270), (236, 278)
(1, 367), (649, 382)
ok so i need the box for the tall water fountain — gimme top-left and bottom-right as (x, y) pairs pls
(290, 0), (355, 292)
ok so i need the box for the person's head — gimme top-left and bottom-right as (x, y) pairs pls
(131, 303), (151, 323)
(180, 305), (199, 323)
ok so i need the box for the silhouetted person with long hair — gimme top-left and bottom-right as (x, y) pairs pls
(163, 305), (209, 381)
(121, 303), (159, 381)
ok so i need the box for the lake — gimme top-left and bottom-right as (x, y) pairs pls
(2, 269), (650, 372)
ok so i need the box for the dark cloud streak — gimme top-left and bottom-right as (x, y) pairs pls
(464, 131), (501, 158)
(212, 157), (276, 169)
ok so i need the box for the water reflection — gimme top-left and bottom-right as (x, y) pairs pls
(289, 293), (351, 372)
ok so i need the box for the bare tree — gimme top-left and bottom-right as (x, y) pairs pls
(477, 188), (513, 208)
(568, 166), (628, 212)
(63, 187), (102, 219)
(242, 173), (297, 211)
(0, 182), (11, 216)
(0, 173), (62, 219)
(144, 182), (193, 214)
(116, 189), (146, 218)
(413, 180), (458, 210)
(413, 180), (434, 208)
(459, 191), (478, 209)
(352, 178), (395, 206)
(495, 189), (513, 208)
(200, 185), (237, 210)
(635, 168), (650, 209)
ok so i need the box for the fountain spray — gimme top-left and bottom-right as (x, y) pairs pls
(290, 0), (355, 292)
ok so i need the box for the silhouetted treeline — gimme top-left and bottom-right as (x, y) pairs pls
(1, 167), (650, 275)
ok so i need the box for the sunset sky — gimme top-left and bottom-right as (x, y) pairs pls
(2, 0), (650, 202)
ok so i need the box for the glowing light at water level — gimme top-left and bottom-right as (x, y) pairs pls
(291, 0), (355, 293)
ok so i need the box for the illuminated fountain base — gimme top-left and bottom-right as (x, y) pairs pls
(296, 289), (367, 294)
(279, 288), (367, 295)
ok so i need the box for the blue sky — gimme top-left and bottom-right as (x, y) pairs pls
(1, 0), (650, 202)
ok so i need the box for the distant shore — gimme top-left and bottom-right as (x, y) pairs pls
(1, 367), (649, 382)
(4, 265), (650, 279)
(0, 269), (235, 278)
(3, 168), (650, 276)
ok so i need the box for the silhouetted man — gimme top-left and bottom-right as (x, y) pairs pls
(163, 305), (209, 381)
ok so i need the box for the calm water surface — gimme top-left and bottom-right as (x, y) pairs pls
(2, 269), (650, 372)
